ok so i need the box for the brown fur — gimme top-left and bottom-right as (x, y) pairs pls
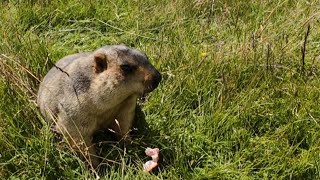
(37, 45), (161, 168)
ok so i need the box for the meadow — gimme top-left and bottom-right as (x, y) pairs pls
(1, 0), (320, 179)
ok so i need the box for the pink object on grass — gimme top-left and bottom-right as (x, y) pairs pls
(143, 147), (160, 172)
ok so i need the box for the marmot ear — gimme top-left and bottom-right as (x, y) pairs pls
(94, 53), (107, 73)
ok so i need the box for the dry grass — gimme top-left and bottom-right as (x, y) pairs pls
(1, 0), (320, 179)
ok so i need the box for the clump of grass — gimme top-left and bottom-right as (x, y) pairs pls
(1, 0), (320, 179)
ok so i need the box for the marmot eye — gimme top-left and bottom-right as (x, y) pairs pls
(120, 64), (134, 73)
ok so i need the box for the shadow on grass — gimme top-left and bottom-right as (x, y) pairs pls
(92, 105), (162, 176)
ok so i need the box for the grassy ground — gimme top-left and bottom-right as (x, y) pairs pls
(1, 0), (320, 179)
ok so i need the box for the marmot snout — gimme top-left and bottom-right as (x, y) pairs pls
(37, 45), (161, 168)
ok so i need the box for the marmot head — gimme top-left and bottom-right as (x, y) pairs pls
(90, 45), (161, 104)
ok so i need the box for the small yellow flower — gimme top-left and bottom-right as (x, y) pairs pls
(200, 52), (207, 57)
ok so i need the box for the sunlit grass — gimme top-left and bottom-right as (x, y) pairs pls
(1, 0), (320, 179)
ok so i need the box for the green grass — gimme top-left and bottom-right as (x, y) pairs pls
(1, 0), (320, 179)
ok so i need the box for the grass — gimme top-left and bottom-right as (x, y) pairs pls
(1, 0), (320, 179)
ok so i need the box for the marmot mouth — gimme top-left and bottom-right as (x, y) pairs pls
(139, 93), (149, 103)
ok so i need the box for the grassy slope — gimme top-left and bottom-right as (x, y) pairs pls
(1, 0), (320, 179)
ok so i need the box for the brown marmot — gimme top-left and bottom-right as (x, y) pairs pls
(37, 45), (161, 168)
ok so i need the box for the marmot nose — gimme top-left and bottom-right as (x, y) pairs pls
(144, 69), (161, 93)
(152, 71), (162, 89)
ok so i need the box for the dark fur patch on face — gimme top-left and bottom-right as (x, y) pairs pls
(72, 73), (91, 93)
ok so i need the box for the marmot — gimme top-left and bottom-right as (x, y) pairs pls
(37, 45), (161, 168)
